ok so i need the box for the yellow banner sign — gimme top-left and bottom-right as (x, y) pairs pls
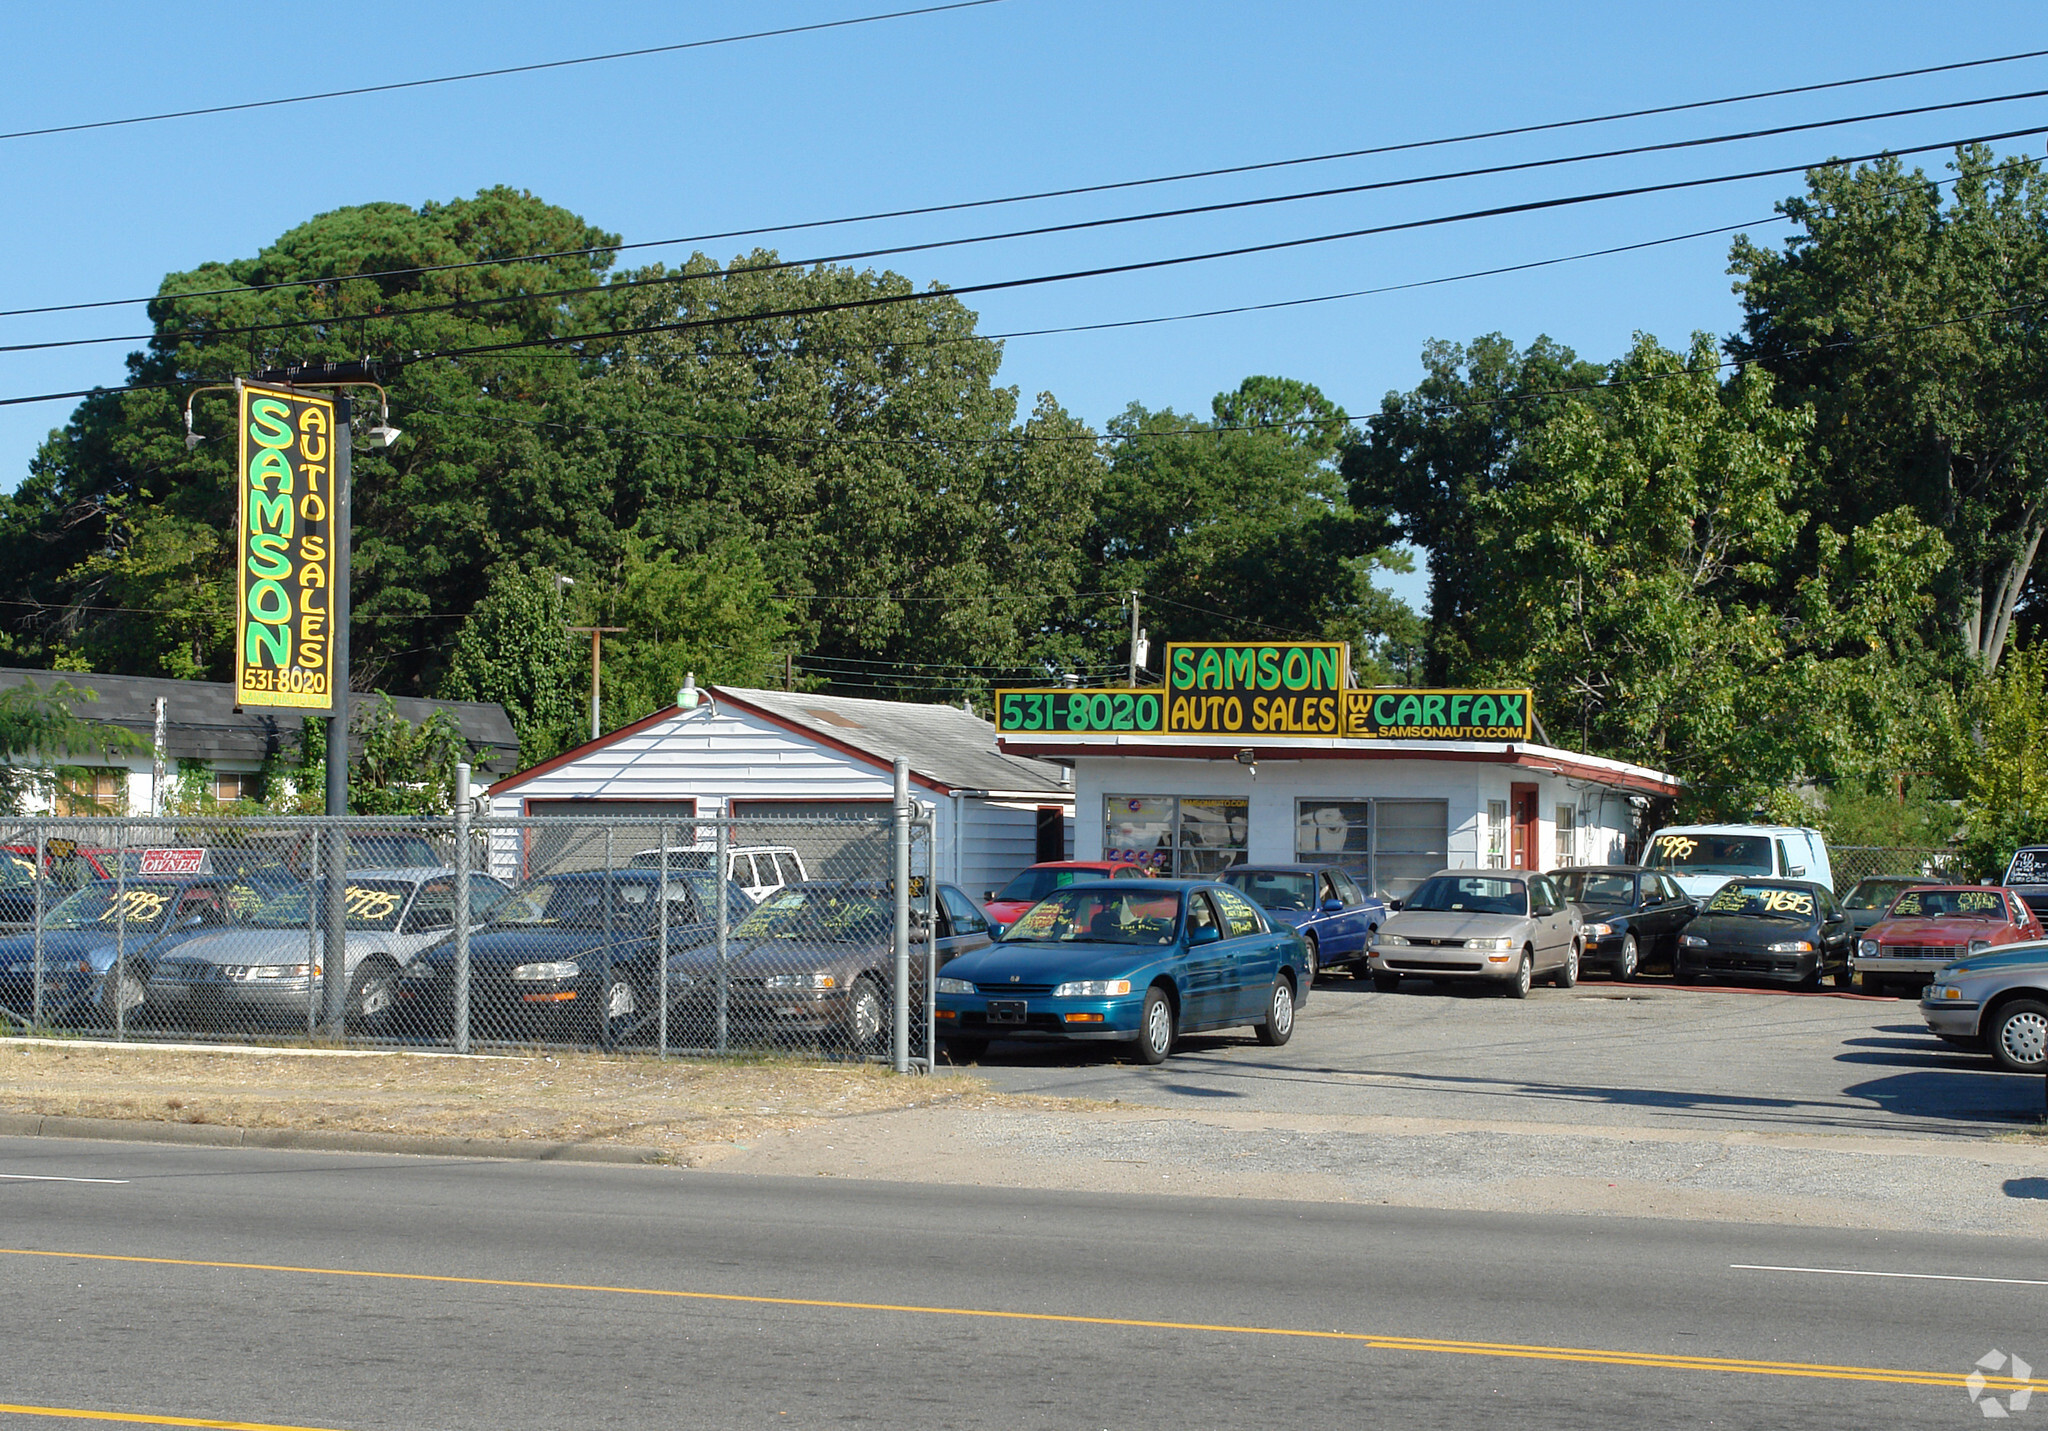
(235, 382), (337, 710)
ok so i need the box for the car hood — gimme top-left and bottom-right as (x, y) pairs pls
(667, 934), (878, 975)
(939, 939), (1162, 985)
(984, 900), (1034, 925)
(423, 927), (644, 968)
(1869, 917), (2012, 945)
(1687, 913), (1815, 947)
(0, 929), (130, 969)
(1383, 910), (1532, 940)
(162, 928), (388, 966)
(1939, 943), (2048, 979)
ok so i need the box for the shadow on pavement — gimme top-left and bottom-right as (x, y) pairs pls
(2007, 1177), (2048, 1200)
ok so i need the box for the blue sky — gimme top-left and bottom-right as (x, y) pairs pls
(3, 0), (2045, 613)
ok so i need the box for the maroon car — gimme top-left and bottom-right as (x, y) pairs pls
(1854, 884), (2043, 996)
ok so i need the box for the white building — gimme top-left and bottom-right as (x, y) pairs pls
(994, 728), (1680, 898)
(486, 686), (1074, 895)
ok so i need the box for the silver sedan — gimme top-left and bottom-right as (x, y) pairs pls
(1366, 869), (1582, 997)
(1922, 940), (2048, 1072)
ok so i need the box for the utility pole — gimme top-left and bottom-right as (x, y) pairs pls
(322, 397), (353, 1037)
(1127, 590), (1147, 687)
(566, 626), (624, 742)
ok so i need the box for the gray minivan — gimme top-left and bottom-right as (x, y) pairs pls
(1642, 824), (1833, 907)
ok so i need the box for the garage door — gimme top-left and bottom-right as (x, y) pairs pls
(522, 799), (700, 876)
(727, 800), (894, 881)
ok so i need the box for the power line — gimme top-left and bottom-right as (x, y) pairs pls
(0, 1), (1010, 144)
(10, 42), (2046, 321)
(16, 83), (2046, 359)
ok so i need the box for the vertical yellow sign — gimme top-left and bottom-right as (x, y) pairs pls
(235, 382), (337, 710)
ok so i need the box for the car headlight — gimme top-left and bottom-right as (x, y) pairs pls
(403, 961), (438, 980)
(1053, 979), (1133, 997)
(1375, 933), (1410, 947)
(511, 960), (579, 981)
(1681, 934), (1708, 948)
(1466, 937), (1515, 952)
(764, 972), (837, 990)
(1581, 922), (1613, 940)
(1766, 940), (1815, 953)
(1927, 984), (1965, 1001)
(665, 969), (695, 987)
(935, 976), (976, 995)
(1968, 939), (1991, 955)
(1857, 939), (1878, 959)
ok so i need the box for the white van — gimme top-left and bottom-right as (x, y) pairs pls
(626, 845), (808, 903)
(1640, 824), (1833, 906)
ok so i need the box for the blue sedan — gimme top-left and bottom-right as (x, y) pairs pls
(933, 879), (1309, 1064)
(1217, 864), (1385, 978)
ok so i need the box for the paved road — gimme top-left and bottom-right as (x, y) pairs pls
(959, 978), (2048, 1138)
(0, 1137), (2040, 1430)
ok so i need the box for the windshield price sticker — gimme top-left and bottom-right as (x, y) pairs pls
(343, 886), (401, 921)
(2005, 848), (2048, 885)
(98, 888), (170, 924)
(1958, 891), (2003, 912)
(1709, 885), (1814, 915)
(1654, 835), (1698, 861)
(138, 848), (208, 876)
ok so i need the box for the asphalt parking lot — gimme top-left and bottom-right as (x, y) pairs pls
(959, 973), (2048, 1140)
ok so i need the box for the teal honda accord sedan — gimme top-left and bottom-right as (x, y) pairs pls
(933, 879), (1308, 1064)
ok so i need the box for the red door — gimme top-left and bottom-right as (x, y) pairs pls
(1510, 783), (1539, 870)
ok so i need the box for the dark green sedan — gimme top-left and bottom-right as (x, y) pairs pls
(933, 879), (1309, 1064)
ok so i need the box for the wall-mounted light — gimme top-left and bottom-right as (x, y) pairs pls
(1234, 748), (1257, 778)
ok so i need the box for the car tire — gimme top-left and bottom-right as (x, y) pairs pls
(1254, 976), (1295, 1046)
(1988, 998), (2048, 1074)
(1553, 942), (1580, 989)
(1617, 934), (1639, 982)
(101, 962), (146, 1026)
(589, 972), (638, 1047)
(842, 977), (885, 1053)
(346, 958), (399, 1031)
(1506, 950), (1533, 1000)
(1301, 934), (1319, 984)
(1133, 986), (1175, 1064)
(941, 1037), (988, 1064)
(1371, 972), (1401, 993)
(1829, 960), (1854, 991)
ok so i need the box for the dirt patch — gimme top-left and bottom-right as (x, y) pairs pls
(0, 1041), (1077, 1162)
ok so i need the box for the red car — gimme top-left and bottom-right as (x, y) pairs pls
(1853, 884), (2044, 995)
(981, 861), (1150, 931)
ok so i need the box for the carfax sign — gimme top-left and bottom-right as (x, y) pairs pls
(235, 382), (337, 710)
(1343, 688), (1531, 741)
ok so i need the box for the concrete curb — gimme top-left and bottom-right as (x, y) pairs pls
(0, 1112), (668, 1165)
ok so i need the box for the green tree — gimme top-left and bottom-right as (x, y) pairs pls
(594, 534), (794, 727)
(441, 564), (583, 768)
(1729, 145), (2048, 673)
(1937, 645), (2048, 877)
(268, 696), (477, 816)
(0, 678), (144, 814)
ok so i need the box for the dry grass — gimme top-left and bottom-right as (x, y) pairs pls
(0, 1042), (1065, 1158)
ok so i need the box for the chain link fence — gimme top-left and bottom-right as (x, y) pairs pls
(1829, 845), (1967, 897)
(0, 811), (936, 1067)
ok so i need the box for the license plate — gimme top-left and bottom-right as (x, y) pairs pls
(986, 999), (1027, 1025)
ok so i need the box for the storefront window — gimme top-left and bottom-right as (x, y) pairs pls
(1554, 804), (1577, 867)
(1485, 800), (1508, 868)
(1296, 801), (1370, 879)
(1104, 796), (1247, 877)
(1297, 798), (1448, 898)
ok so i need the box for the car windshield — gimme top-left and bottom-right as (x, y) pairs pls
(0, 850), (37, 890)
(1888, 889), (2006, 920)
(1846, 879), (1915, 910)
(47, 882), (195, 931)
(1703, 883), (1814, 920)
(1645, 833), (1773, 876)
(1403, 876), (1527, 916)
(1002, 888), (1180, 945)
(491, 876), (690, 930)
(240, 880), (414, 931)
(995, 868), (1099, 903)
(734, 886), (889, 942)
(626, 849), (715, 871)
(1553, 871), (1636, 905)
(1218, 870), (1317, 912)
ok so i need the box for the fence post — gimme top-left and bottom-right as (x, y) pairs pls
(30, 825), (44, 1028)
(714, 819), (729, 1055)
(656, 820), (669, 1059)
(893, 758), (910, 1074)
(923, 827), (937, 1072)
(112, 822), (128, 1040)
(453, 763), (471, 1055)
(600, 825), (614, 1052)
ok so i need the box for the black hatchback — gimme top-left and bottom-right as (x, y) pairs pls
(1549, 866), (1696, 980)
(1673, 878), (1853, 989)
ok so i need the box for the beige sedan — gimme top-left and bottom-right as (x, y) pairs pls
(1366, 869), (1582, 997)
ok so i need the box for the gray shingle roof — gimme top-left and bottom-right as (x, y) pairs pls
(715, 686), (1069, 795)
(0, 667), (519, 772)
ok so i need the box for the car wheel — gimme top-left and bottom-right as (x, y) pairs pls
(1617, 934), (1639, 982)
(1371, 972), (1401, 993)
(1254, 976), (1295, 1046)
(1506, 950), (1533, 1000)
(1133, 986), (1175, 1064)
(347, 958), (399, 1030)
(1553, 942), (1580, 989)
(1301, 934), (1319, 984)
(101, 962), (146, 1025)
(1829, 960), (1854, 991)
(843, 976), (885, 1053)
(941, 1037), (988, 1064)
(1988, 999), (2048, 1073)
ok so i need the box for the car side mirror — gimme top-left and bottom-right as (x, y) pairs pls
(1321, 898), (1344, 913)
(983, 891), (995, 903)
(1787, 865), (1806, 878)
(1189, 924), (1222, 945)
(1388, 898), (1403, 912)
(179, 913), (203, 929)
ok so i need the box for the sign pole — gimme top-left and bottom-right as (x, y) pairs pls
(321, 398), (352, 1036)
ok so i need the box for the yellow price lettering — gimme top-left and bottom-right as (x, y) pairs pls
(344, 886), (400, 920)
(1958, 892), (2001, 912)
(97, 889), (168, 923)
(1657, 836), (1699, 859)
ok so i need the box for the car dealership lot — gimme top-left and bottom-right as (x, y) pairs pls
(962, 975), (2048, 1140)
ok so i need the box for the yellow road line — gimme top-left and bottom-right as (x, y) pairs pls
(2, 1246), (2037, 1395)
(0, 1404), (340, 1430)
